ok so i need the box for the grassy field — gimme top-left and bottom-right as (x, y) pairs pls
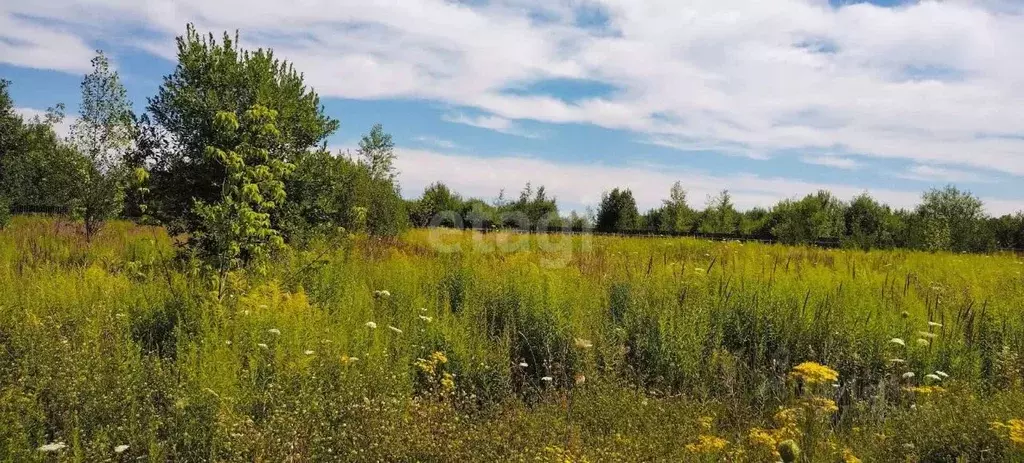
(1, 217), (1023, 462)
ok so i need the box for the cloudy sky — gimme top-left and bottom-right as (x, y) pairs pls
(2, 0), (1023, 215)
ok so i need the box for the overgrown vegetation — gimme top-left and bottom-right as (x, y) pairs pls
(0, 217), (1023, 461)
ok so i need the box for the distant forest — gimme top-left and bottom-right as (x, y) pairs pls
(1, 25), (1022, 255)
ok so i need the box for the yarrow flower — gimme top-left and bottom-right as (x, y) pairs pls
(541, 376), (553, 382)
(889, 338), (906, 347)
(518, 362), (529, 368)
(373, 290), (391, 298)
(257, 343), (269, 349)
(574, 337), (593, 349)
(927, 321), (943, 328)
(304, 350), (315, 356)
(267, 328), (281, 335)
(38, 442), (67, 452)
(902, 371), (915, 380)
(924, 373), (942, 382)
(388, 325), (403, 334)
(418, 315), (433, 323)
(365, 321), (377, 329)
(916, 338), (930, 347)
(114, 445), (129, 454)
(935, 370), (949, 379)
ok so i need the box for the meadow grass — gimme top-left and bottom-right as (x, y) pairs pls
(1, 217), (1023, 461)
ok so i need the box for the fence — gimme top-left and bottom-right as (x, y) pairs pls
(463, 225), (843, 248)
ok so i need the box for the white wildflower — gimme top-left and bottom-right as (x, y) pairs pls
(927, 321), (943, 328)
(902, 372), (915, 379)
(388, 325), (403, 334)
(365, 321), (377, 329)
(890, 358), (906, 364)
(925, 374), (942, 382)
(935, 370), (949, 378)
(267, 328), (281, 335)
(574, 338), (593, 349)
(304, 350), (315, 356)
(541, 376), (553, 382)
(38, 442), (66, 452)
(518, 362), (529, 368)
(257, 343), (269, 349)
(889, 338), (906, 347)
(916, 338), (930, 347)
(918, 331), (937, 339)
(418, 315), (433, 323)
(114, 445), (129, 453)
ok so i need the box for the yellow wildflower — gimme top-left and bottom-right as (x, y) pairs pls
(903, 385), (946, 395)
(698, 415), (714, 432)
(842, 448), (862, 463)
(685, 435), (728, 454)
(992, 419), (1024, 447)
(789, 361), (839, 385)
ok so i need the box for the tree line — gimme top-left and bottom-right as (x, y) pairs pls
(1, 24), (1022, 265)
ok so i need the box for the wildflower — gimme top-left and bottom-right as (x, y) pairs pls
(419, 307), (427, 312)
(575, 373), (586, 385)
(842, 448), (862, 463)
(927, 321), (943, 328)
(990, 419), (1024, 447)
(905, 385), (945, 394)
(518, 362), (529, 368)
(429, 351), (448, 364)
(748, 427), (776, 449)
(890, 358), (906, 364)
(440, 372), (456, 393)
(902, 371), (915, 380)
(924, 373), (941, 382)
(789, 362), (839, 385)
(225, 340), (232, 345)
(38, 442), (66, 452)
(114, 445), (129, 454)
(340, 354), (359, 366)
(304, 350), (315, 356)
(889, 338), (906, 347)
(257, 343), (269, 349)
(803, 397), (838, 414)
(365, 321), (377, 329)
(574, 337), (593, 349)
(267, 328), (281, 335)
(916, 338), (930, 346)
(541, 376), (553, 382)
(685, 435), (728, 454)
(698, 416), (714, 431)
(918, 330), (937, 338)
(388, 325), (402, 334)
(373, 290), (391, 298)
(935, 370), (949, 378)
(418, 315), (433, 323)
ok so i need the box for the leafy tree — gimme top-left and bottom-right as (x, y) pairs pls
(411, 182), (463, 227)
(191, 106), (292, 282)
(699, 190), (740, 234)
(462, 198), (498, 229)
(281, 149), (406, 239)
(70, 51), (134, 239)
(740, 207), (771, 236)
(144, 25), (338, 232)
(661, 181), (694, 232)
(0, 80), (22, 161)
(988, 213), (1024, 250)
(503, 183), (559, 230)
(771, 190), (846, 245)
(916, 185), (988, 252)
(357, 123), (397, 184)
(844, 193), (896, 250)
(596, 188), (640, 232)
(1, 105), (84, 212)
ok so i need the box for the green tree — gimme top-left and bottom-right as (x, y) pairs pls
(661, 181), (694, 232)
(699, 190), (740, 234)
(771, 190), (846, 245)
(844, 193), (896, 250)
(0, 103), (84, 212)
(70, 51), (134, 239)
(916, 185), (989, 252)
(144, 25), (338, 232)
(503, 183), (559, 229)
(596, 188), (640, 233)
(191, 106), (292, 284)
(357, 123), (397, 184)
(412, 182), (463, 227)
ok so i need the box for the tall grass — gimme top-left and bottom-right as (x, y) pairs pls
(1, 218), (1022, 461)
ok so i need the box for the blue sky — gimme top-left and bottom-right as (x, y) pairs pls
(2, 0), (1023, 215)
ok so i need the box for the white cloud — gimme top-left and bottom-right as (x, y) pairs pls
(801, 155), (860, 170)
(442, 112), (541, 138)
(5, 0), (1024, 179)
(14, 107), (76, 140)
(895, 164), (993, 183)
(413, 135), (458, 150)
(393, 148), (1021, 216)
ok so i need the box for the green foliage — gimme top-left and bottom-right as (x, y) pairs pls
(2, 218), (1024, 461)
(410, 182), (463, 227)
(190, 106), (291, 275)
(596, 187), (640, 232)
(143, 24), (338, 231)
(698, 190), (740, 234)
(357, 123), (397, 184)
(916, 185), (990, 252)
(0, 106), (85, 211)
(281, 148), (407, 239)
(70, 51), (134, 239)
(771, 190), (846, 245)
